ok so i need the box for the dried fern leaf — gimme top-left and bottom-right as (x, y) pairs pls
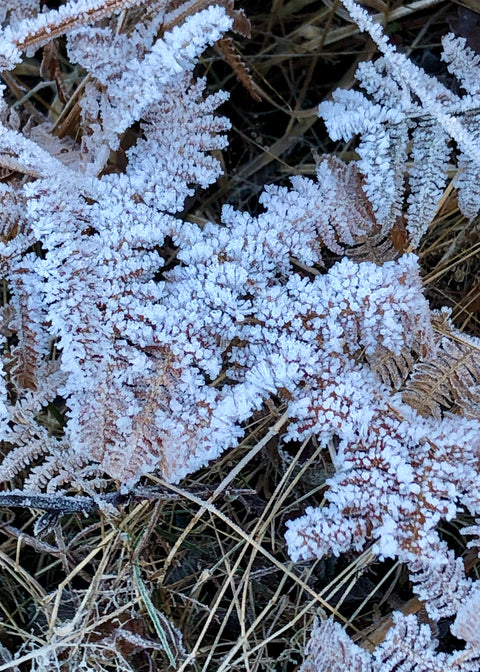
(346, 231), (399, 264)
(215, 37), (261, 101)
(0, 432), (54, 482)
(40, 39), (68, 105)
(312, 156), (401, 264)
(402, 323), (480, 419)
(368, 344), (415, 390)
(6, 268), (51, 392)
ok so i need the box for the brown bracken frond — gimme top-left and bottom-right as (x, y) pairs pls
(402, 314), (480, 419)
(215, 37), (261, 101)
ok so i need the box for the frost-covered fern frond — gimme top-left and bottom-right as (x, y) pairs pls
(318, 0), (480, 247)
(451, 587), (480, 649)
(0, 1), (236, 488)
(301, 613), (480, 672)
(299, 617), (372, 672)
(0, 0), (40, 27)
(283, 2), (480, 665)
(0, 0), (145, 70)
(409, 546), (473, 621)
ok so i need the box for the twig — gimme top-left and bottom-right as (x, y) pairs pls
(0, 486), (256, 515)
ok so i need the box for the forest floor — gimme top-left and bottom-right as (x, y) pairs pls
(0, 0), (479, 670)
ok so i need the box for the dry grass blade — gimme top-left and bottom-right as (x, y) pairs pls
(159, 477), (352, 672)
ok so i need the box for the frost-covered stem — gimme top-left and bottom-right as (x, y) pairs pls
(0, 0), (154, 69)
(0, 486), (256, 513)
(15, 0), (148, 51)
(340, 0), (480, 166)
